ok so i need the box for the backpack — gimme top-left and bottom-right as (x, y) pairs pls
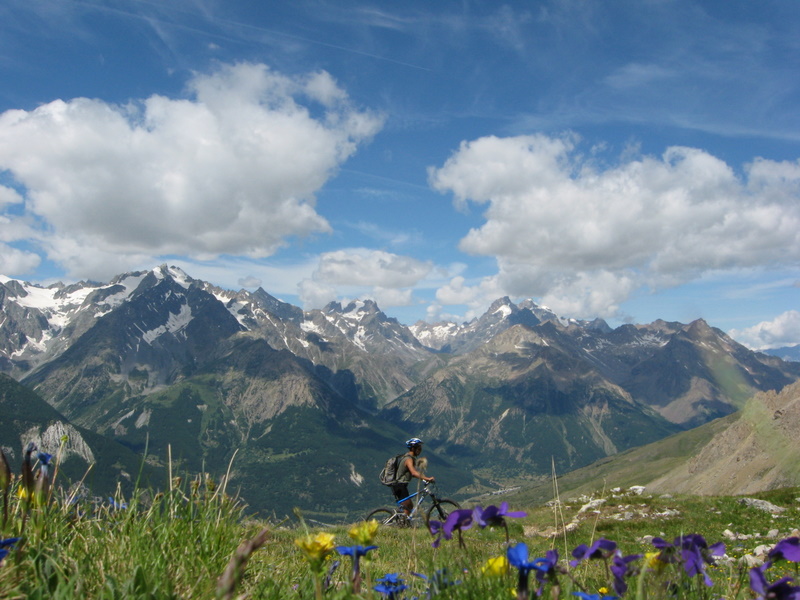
(379, 453), (407, 486)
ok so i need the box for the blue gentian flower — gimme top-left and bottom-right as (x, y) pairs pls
(570, 538), (618, 567)
(572, 593), (619, 600)
(413, 568), (461, 596)
(508, 542), (557, 600)
(37, 452), (53, 479)
(750, 563), (800, 600)
(374, 573), (408, 600)
(0, 537), (20, 563)
(108, 497), (128, 510)
(769, 538), (800, 563)
(336, 545), (378, 558)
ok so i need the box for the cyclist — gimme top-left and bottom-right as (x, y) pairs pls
(392, 438), (435, 515)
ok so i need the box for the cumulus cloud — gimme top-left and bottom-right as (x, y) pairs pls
(0, 62), (383, 280)
(0, 241), (41, 275)
(429, 134), (800, 318)
(238, 275), (262, 289)
(299, 248), (433, 308)
(729, 310), (800, 350)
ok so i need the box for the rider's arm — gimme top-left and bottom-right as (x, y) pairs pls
(404, 457), (435, 483)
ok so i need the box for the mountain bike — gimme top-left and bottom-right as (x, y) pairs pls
(365, 481), (460, 528)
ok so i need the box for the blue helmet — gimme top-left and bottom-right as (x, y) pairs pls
(405, 438), (423, 449)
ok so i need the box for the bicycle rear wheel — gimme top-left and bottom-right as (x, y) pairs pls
(425, 499), (460, 525)
(366, 507), (409, 527)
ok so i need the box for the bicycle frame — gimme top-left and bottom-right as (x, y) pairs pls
(395, 486), (432, 521)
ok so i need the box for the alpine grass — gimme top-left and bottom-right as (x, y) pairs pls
(2, 442), (800, 599)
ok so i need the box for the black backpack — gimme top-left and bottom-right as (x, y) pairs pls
(378, 453), (406, 486)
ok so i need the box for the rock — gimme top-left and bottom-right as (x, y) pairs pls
(577, 498), (606, 514)
(739, 498), (786, 513)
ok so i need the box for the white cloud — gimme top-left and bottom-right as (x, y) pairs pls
(0, 242), (40, 275)
(429, 134), (800, 319)
(0, 185), (23, 207)
(298, 248), (433, 309)
(238, 275), (262, 288)
(729, 310), (800, 350)
(0, 62), (383, 281)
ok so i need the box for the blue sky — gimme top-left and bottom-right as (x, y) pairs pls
(0, 0), (799, 349)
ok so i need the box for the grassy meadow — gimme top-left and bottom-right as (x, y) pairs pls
(2, 444), (800, 599)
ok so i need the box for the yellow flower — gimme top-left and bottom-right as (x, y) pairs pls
(295, 532), (336, 566)
(599, 587), (610, 595)
(349, 520), (379, 545)
(645, 552), (667, 572)
(482, 555), (509, 577)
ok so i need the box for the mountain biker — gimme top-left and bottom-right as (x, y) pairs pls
(393, 438), (435, 515)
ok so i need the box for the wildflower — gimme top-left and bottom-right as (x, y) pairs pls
(482, 555), (510, 577)
(36, 453), (53, 479)
(336, 544), (378, 559)
(0, 537), (20, 564)
(295, 532), (336, 571)
(428, 509), (473, 548)
(570, 538), (618, 567)
(374, 573), (408, 600)
(750, 562), (800, 600)
(531, 549), (560, 595)
(572, 593), (618, 600)
(336, 544), (378, 593)
(651, 534), (725, 586)
(610, 553), (642, 596)
(413, 569), (461, 596)
(644, 551), (667, 572)
(473, 502), (527, 528)
(769, 538), (800, 563)
(508, 542), (556, 600)
(108, 497), (128, 510)
(349, 519), (379, 545)
(429, 518), (445, 548)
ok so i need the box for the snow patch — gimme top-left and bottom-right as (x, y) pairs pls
(142, 303), (193, 344)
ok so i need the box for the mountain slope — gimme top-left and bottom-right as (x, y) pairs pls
(381, 324), (681, 481)
(497, 381), (800, 506)
(0, 373), (161, 496)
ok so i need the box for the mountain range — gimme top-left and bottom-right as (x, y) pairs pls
(1, 265), (798, 518)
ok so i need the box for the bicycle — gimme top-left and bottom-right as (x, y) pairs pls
(365, 481), (460, 528)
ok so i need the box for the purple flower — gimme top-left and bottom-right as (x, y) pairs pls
(428, 509), (473, 548)
(651, 534), (725, 586)
(532, 549), (560, 591)
(570, 538), (618, 567)
(769, 538), (800, 563)
(750, 563), (800, 600)
(473, 502), (527, 528)
(610, 553), (642, 596)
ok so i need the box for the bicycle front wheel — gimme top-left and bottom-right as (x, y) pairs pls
(425, 499), (460, 525)
(366, 507), (408, 527)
